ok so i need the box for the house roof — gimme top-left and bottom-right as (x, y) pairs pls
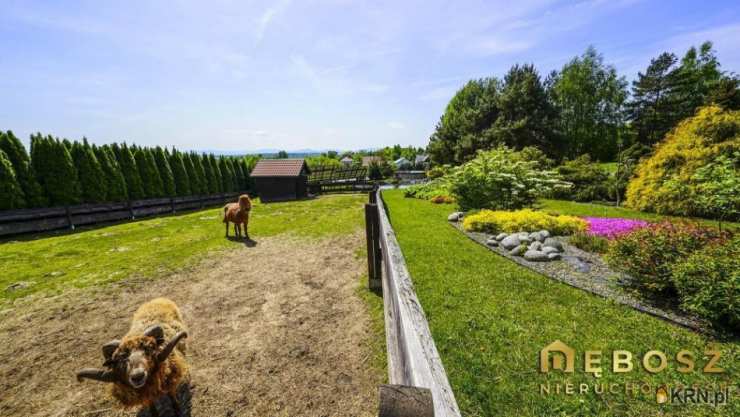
(415, 154), (429, 164)
(340, 156), (354, 162)
(394, 157), (410, 164)
(250, 159), (310, 177)
(361, 156), (383, 166)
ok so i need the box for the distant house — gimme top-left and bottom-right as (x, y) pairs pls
(340, 156), (354, 166)
(414, 154), (430, 168)
(251, 159), (311, 202)
(393, 157), (412, 169)
(361, 156), (383, 167)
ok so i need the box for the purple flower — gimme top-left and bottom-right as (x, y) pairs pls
(583, 217), (650, 239)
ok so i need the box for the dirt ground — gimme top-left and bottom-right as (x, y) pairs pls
(0, 233), (382, 417)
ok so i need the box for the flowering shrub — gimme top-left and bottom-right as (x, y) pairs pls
(671, 236), (739, 329)
(606, 221), (725, 293)
(463, 209), (587, 235)
(583, 217), (649, 239)
(448, 147), (570, 211)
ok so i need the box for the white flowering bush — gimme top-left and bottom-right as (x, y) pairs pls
(448, 147), (570, 210)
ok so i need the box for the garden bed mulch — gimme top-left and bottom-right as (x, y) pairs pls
(450, 221), (708, 332)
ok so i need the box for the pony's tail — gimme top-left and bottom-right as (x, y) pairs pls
(222, 205), (229, 223)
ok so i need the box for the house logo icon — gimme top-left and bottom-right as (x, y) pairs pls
(540, 340), (575, 373)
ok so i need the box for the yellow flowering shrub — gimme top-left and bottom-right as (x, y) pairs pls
(625, 106), (740, 217)
(463, 209), (587, 235)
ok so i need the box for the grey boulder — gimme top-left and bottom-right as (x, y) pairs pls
(529, 241), (543, 251)
(542, 246), (560, 255)
(509, 244), (527, 256)
(543, 238), (564, 252)
(495, 233), (508, 241)
(547, 252), (562, 260)
(500, 235), (521, 250)
(486, 238), (499, 247)
(539, 230), (551, 239)
(448, 212), (463, 222)
(524, 250), (550, 261)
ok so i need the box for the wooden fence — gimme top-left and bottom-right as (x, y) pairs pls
(308, 165), (373, 194)
(0, 192), (247, 237)
(365, 188), (461, 417)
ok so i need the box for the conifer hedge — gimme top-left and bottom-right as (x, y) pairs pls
(0, 131), (253, 211)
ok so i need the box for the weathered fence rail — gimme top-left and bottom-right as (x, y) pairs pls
(0, 192), (247, 237)
(365, 188), (461, 417)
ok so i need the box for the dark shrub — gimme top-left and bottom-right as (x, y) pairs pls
(552, 155), (610, 202)
(672, 237), (739, 329)
(606, 221), (724, 293)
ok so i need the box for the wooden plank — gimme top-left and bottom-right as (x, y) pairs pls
(365, 204), (377, 289)
(375, 190), (461, 417)
(0, 207), (67, 223)
(378, 385), (433, 417)
(0, 216), (70, 236)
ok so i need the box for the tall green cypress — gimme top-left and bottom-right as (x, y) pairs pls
(95, 144), (128, 202)
(169, 149), (191, 196)
(201, 153), (217, 194)
(153, 146), (175, 197)
(209, 154), (223, 193)
(182, 153), (201, 195)
(0, 149), (26, 210)
(241, 159), (254, 190)
(71, 139), (107, 203)
(0, 130), (47, 207)
(218, 157), (234, 192)
(135, 148), (164, 198)
(33, 136), (81, 206)
(230, 158), (244, 191)
(116, 143), (145, 200)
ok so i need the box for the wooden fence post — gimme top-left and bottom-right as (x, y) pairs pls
(365, 203), (381, 290)
(65, 206), (75, 230)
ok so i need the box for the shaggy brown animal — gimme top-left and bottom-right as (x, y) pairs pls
(76, 298), (189, 409)
(223, 194), (252, 239)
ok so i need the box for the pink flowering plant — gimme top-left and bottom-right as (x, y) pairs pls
(583, 217), (649, 239)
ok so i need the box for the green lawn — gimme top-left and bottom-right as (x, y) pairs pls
(0, 195), (367, 305)
(540, 199), (739, 230)
(383, 190), (738, 417)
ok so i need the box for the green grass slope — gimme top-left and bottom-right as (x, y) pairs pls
(383, 189), (738, 417)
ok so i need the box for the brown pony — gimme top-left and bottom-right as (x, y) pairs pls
(223, 194), (252, 239)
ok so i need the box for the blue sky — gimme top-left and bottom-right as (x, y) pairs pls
(1, 0), (739, 152)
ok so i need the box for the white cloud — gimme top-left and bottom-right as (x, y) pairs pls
(255, 0), (292, 44)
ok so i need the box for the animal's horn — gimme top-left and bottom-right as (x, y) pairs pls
(77, 368), (117, 383)
(102, 340), (120, 360)
(144, 325), (165, 344)
(157, 331), (187, 362)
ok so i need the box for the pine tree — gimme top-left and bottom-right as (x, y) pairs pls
(168, 149), (191, 196)
(153, 146), (175, 197)
(230, 158), (244, 191)
(0, 130), (46, 207)
(218, 157), (234, 192)
(135, 148), (164, 198)
(95, 144), (128, 201)
(116, 143), (145, 200)
(0, 149), (26, 210)
(241, 159), (254, 190)
(71, 139), (107, 203)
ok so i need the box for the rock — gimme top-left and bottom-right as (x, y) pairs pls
(448, 212), (463, 222)
(495, 233), (508, 241)
(486, 238), (499, 247)
(547, 252), (562, 260)
(539, 230), (551, 239)
(543, 238), (563, 252)
(529, 241), (543, 251)
(542, 246), (559, 255)
(6, 282), (31, 292)
(500, 235), (521, 250)
(509, 244), (527, 256)
(524, 250), (550, 261)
